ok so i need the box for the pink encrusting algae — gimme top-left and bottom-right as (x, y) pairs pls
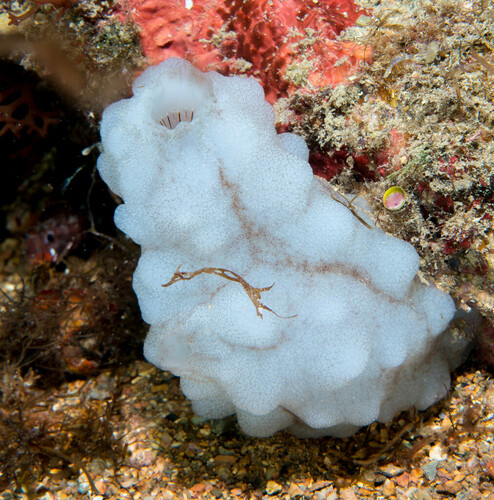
(120, 0), (370, 102)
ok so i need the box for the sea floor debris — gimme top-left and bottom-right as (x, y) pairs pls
(2, 360), (494, 499)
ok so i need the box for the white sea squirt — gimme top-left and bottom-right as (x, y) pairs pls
(97, 58), (466, 437)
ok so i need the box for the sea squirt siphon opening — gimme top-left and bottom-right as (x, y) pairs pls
(158, 109), (194, 129)
(150, 63), (210, 130)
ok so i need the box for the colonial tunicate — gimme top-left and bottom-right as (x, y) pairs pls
(97, 58), (465, 437)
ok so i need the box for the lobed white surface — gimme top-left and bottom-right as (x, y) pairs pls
(98, 58), (462, 437)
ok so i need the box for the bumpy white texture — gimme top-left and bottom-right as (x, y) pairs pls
(98, 58), (462, 437)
